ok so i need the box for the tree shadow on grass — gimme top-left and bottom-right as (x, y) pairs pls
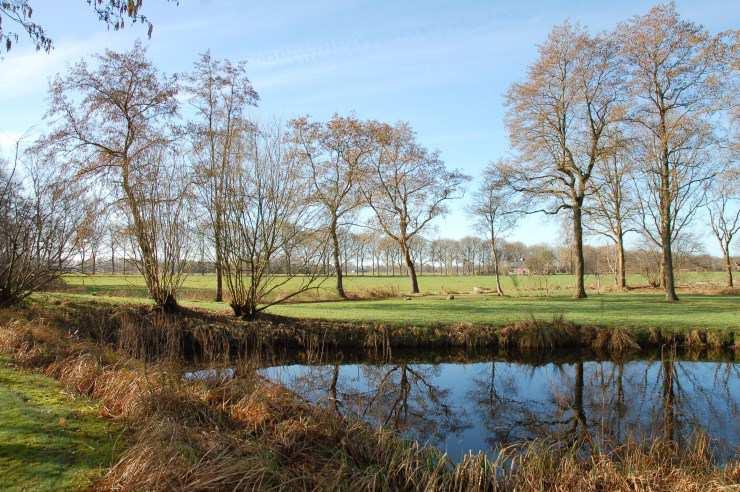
(0, 367), (121, 490)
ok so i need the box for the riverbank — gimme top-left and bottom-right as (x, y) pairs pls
(0, 303), (738, 490)
(31, 298), (739, 364)
(42, 290), (740, 343)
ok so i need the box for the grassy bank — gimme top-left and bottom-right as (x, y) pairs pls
(0, 357), (121, 491)
(0, 307), (737, 491)
(50, 273), (740, 338)
(44, 290), (740, 341)
(21, 297), (738, 363)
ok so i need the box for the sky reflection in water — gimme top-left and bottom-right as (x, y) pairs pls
(260, 358), (740, 463)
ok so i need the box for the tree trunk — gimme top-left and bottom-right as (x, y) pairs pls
(160, 293), (179, 313)
(491, 238), (504, 296)
(122, 165), (177, 310)
(344, 244), (348, 277)
(660, 222), (678, 301)
(330, 216), (346, 298)
(659, 127), (679, 302)
(214, 229), (223, 302)
(659, 262), (666, 289)
(572, 204), (587, 299)
(232, 301), (259, 321)
(724, 247), (734, 288)
(329, 364), (340, 414)
(615, 230), (626, 290)
(662, 359), (675, 441)
(574, 362), (586, 430)
(401, 244), (419, 294)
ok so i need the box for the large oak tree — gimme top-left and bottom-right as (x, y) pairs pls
(503, 23), (624, 298)
(618, 3), (734, 301)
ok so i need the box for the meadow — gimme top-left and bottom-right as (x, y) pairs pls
(61, 271), (729, 301)
(55, 272), (739, 332)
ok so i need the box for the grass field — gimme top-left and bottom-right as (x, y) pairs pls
(60, 271), (729, 301)
(266, 294), (740, 331)
(0, 357), (121, 491)
(50, 273), (740, 332)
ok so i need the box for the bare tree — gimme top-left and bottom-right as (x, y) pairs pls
(361, 122), (468, 294)
(219, 123), (328, 320)
(707, 168), (740, 287)
(121, 145), (195, 307)
(0, 0), (176, 54)
(584, 135), (638, 290)
(0, 142), (84, 306)
(291, 115), (373, 298)
(503, 23), (624, 299)
(522, 244), (556, 276)
(618, 3), (733, 301)
(46, 43), (188, 309)
(186, 52), (258, 302)
(469, 161), (519, 295)
(76, 193), (108, 274)
(107, 221), (122, 274)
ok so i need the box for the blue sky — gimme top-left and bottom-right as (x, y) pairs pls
(1, 0), (737, 254)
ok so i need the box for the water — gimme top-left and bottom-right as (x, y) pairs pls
(259, 355), (740, 463)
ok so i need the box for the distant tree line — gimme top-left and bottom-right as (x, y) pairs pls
(81, 229), (733, 287)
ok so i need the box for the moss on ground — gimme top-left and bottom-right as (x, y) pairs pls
(0, 357), (122, 491)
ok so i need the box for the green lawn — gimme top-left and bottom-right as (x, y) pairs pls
(267, 294), (740, 332)
(49, 273), (739, 333)
(44, 289), (740, 333)
(0, 358), (122, 491)
(60, 271), (728, 301)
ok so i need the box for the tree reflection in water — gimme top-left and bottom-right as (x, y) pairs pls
(277, 362), (471, 445)
(262, 352), (739, 462)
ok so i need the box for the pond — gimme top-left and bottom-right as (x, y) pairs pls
(257, 353), (740, 463)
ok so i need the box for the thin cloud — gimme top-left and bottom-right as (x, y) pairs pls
(0, 131), (24, 158)
(0, 39), (92, 102)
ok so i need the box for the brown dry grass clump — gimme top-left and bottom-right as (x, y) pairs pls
(591, 326), (640, 354)
(499, 316), (580, 352)
(348, 284), (401, 300)
(492, 436), (739, 492)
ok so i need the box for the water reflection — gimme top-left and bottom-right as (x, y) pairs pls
(261, 355), (739, 462)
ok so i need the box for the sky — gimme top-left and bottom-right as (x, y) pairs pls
(1, 0), (738, 255)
